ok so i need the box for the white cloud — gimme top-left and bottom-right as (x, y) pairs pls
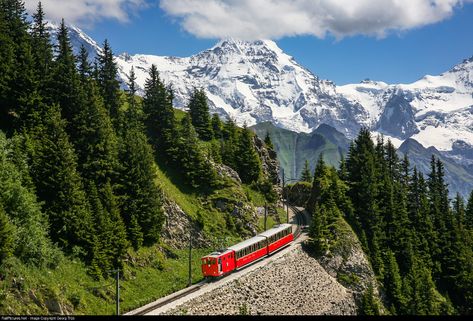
(160, 0), (473, 40)
(24, 0), (148, 27)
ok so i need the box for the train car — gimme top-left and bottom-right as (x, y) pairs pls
(258, 223), (293, 254)
(227, 235), (267, 269)
(201, 249), (236, 277)
(201, 224), (294, 277)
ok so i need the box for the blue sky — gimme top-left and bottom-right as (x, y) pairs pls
(25, 0), (473, 85)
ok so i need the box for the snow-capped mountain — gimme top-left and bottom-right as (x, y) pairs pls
(53, 23), (473, 162)
(114, 39), (371, 139)
(338, 57), (473, 154)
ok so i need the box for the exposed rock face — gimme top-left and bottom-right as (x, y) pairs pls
(213, 162), (242, 184)
(253, 135), (280, 185)
(160, 196), (210, 249)
(167, 245), (357, 315)
(316, 218), (383, 309)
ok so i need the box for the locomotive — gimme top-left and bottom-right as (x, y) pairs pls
(201, 224), (293, 277)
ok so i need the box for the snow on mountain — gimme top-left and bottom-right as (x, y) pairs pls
(338, 57), (473, 152)
(53, 22), (473, 158)
(113, 38), (371, 138)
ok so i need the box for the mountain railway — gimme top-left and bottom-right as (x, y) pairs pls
(128, 205), (307, 316)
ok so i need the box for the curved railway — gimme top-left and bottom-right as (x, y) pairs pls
(128, 204), (307, 316)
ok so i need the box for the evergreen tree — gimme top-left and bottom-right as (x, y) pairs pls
(300, 159), (312, 183)
(123, 66), (143, 131)
(188, 88), (213, 141)
(77, 44), (91, 84)
(29, 104), (94, 258)
(264, 131), (274, 151)
(143, 64), (178, 163)
(46, 19), (83, 133)
(345, 127), (384, 275)
(466, 190), (473, 229)
(0, 0), (36, 132)
(221, 117), (238, 170)
(0, 131), (60, 267)
(383, 250), (405, 314)
(236, 124), (262, 184)
(178, 114), (217, 189)
(117, 127), (164, 244)
(211, 113), (223, 139)
(0, 204), (14, 264)
(31, 1), (52, 83)
(73, 80), (119, 188)
(359, 284), (380, 315)
(96, 39), (121, 124)
(0, 5), (15, 132)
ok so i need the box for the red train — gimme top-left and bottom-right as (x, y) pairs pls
(201, 223), (294, 277)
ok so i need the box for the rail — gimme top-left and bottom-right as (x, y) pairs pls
(128, 205), (307, 316)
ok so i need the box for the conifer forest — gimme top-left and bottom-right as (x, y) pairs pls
(0, 0), (472, 316)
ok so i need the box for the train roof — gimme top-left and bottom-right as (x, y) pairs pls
(227, 235), (266, 252)
(202, 249), (233, 258)
(257, 223), (292, 238)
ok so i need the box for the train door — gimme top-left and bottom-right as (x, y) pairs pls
(218, 258), (222, 273)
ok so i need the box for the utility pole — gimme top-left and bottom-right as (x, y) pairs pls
(282, 168), (289, 223)
(188, 228), (192, 287)
(264, 201), (267, 231)
(107, 269), (120, 315)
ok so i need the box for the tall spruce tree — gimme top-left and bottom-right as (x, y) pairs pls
(96, 39), (121, 125)
(236, 124), (262, 184)
(143, 64), (178, 163)
(29, 104), (94, 258)
(31, 1), (52, 84)
(117, 126), (164, 244)
(300, 159), (312, 182)
(264, 131), (274, 151)
(73, 80), (119, 188)
(188, 88), (213, 141)
(211, 113), (223, 139)
(178, 114), (217, 189)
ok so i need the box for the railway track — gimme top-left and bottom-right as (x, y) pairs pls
(129, 281), (208, 315)
(290, 204), (307, 239)
(128, 204), (307, 316)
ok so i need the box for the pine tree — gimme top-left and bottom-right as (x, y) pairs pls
(306, 153), (328, 215)
(0, 0), (36, 132)
(0, 131), (59, 267)
(452, 193), (465, 228)
(211, 113), (223, 139)
(123, 66), (143, 131)
(466, 190), (473, 229)
(31, 1), (52, 83)
(188, 88), (213, 141)
(78, 44), (91, 84)
(96, 39), (121, 125)
(143, 64), (178, 163)
(29, 104), (94, 257)
(0, 5), (15, 132)
(236, 124), (262, 184)
(46, 19), (83, 130)
(300, 159), (312, 182)
(359, 284), (380, 315)
(0, 204), (14, 264)
(383, 250), (405, 314)
(264, 131), (274, 151)
(178, 114), (217, 189)
(221, 117), (238, 170)
(117, 126), (164, 244)
(73, 80), (119, 188)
